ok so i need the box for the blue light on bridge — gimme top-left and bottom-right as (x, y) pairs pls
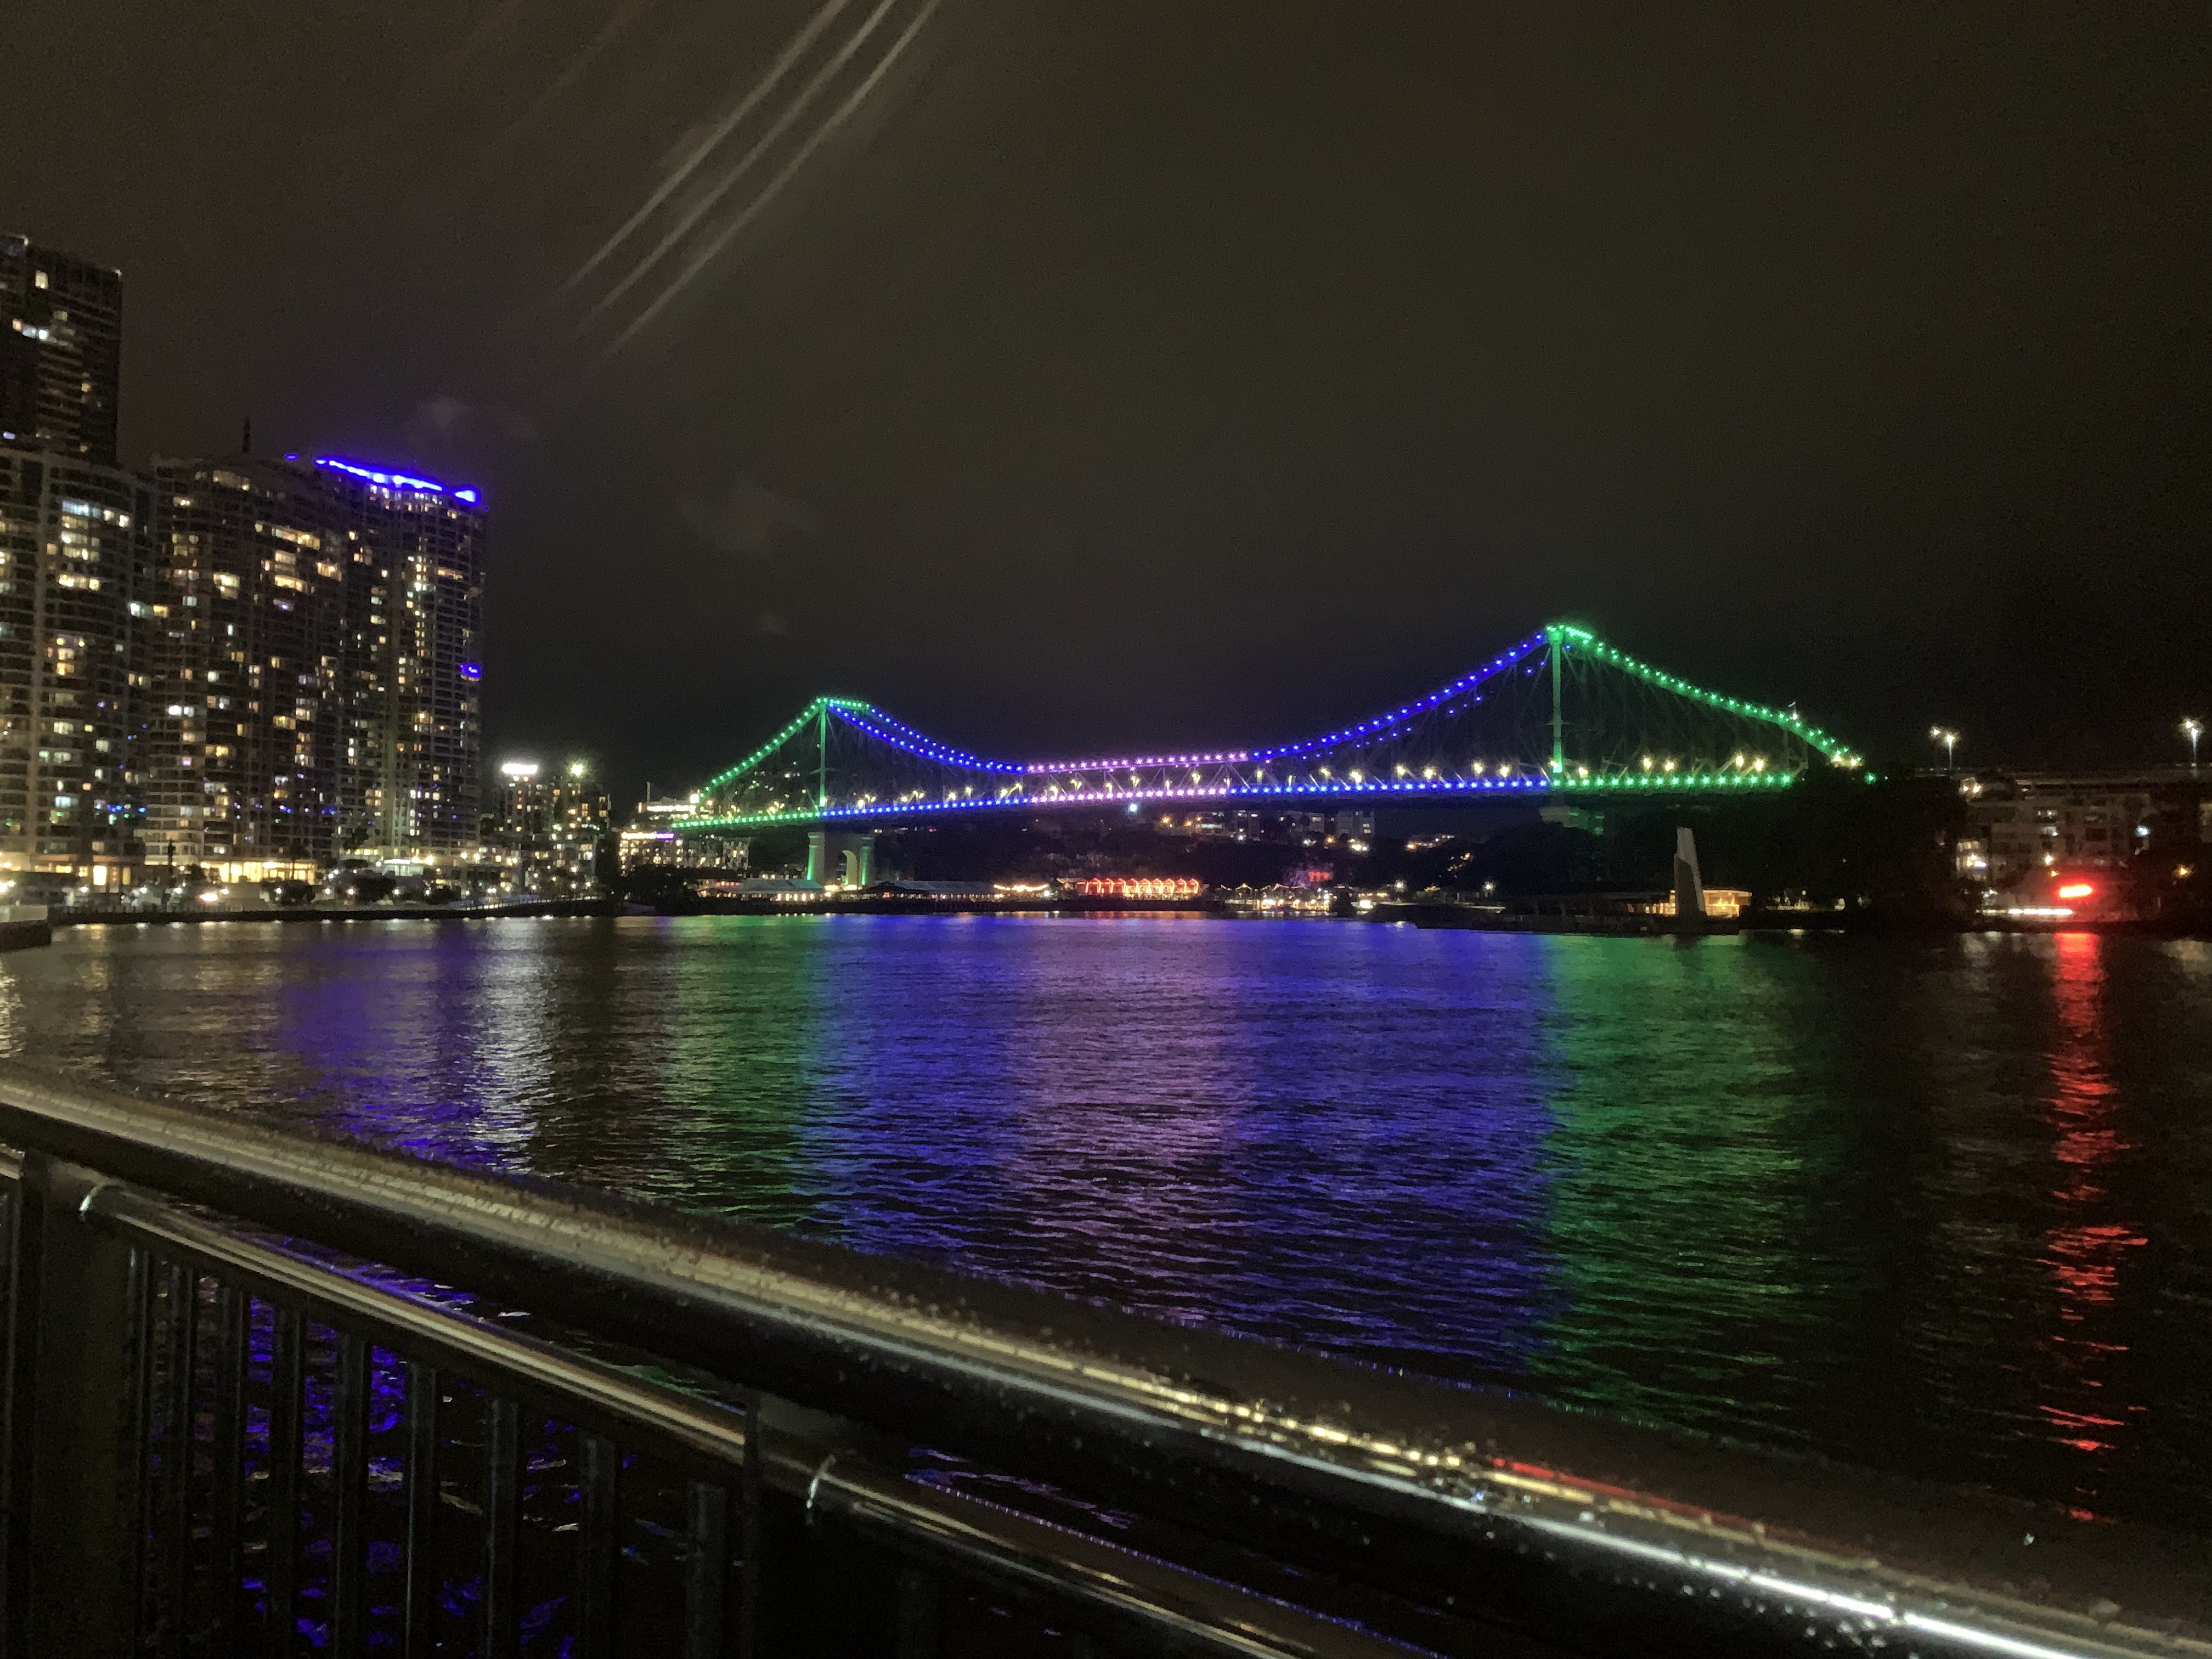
(674, 622), (1855, 832)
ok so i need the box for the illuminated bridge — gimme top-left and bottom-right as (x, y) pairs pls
(676, 623), (1862, 833)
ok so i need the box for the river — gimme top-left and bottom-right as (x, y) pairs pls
(3, 914), (2208, 1531)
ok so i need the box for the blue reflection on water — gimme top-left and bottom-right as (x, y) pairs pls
(787, 916), (1565, 1376)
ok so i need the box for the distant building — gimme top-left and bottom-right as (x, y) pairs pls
(0, 448), (151, 885)
(486, 758), (612, 894)
(1953, 770), (2206, 887)
(620, 795), (747, 873)
(1, 235), (123, 466)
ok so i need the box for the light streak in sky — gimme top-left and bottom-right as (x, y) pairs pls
(484, 0), (658, 163)
(606, 0), (944, 353)
(565, 0), (859, 292)
(584, 0), (905, 325)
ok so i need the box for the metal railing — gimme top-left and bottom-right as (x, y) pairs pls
(1, 1062), (2208, 1658)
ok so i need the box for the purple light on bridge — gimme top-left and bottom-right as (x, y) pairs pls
(1025, 751), (1252, 774)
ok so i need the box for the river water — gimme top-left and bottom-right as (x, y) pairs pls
(3, 915), (2208, 1531)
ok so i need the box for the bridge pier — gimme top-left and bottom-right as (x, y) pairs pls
(1672, 826), (1706, 919)
(805, 831), (875, 888)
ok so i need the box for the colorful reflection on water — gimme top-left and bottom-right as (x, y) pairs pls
(4, 916), (2210, 1528)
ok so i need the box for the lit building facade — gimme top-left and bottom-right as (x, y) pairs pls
(138, 455), (486, 874)
(0, 448), (151, 882)
(1, 235), (124, 466)
(486, 759), (612, 894)
(620, 795), (747, 872)
(311, 459), (484, 858)
(1953, 770), (2206, 887)
(142, 458), (352, 877)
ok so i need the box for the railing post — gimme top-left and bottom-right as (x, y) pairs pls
(2, 1153), (140, 1659)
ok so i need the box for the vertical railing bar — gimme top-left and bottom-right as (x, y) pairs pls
(736, 1404), (761, 1659)
(266, 1306), (303, 1657)
(331, 1332), (369, 1658)
(127, 1246), (158, 1655)
(208, 1282), (248, 1650)
(401, 1361), (439, 1658)
(4, 1154), (137, 1655)
(576, 1432), (618, 1658)
(484, 1395), (522, 1659)
(683, 1477), (729, 1659)
(159, 1263), (195, 1659)
(0, 1180), (16, 1654)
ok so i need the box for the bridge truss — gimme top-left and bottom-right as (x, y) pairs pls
(678, 624), (1861, 831)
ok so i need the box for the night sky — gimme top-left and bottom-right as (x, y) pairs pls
(4, 2), (2205, 802)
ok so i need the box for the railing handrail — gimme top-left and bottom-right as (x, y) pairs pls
(2, 1059), (2205, 1659)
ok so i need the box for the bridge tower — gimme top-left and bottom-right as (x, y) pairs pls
(1548, 625), (1565, 774)
(806, 831), (874, 888)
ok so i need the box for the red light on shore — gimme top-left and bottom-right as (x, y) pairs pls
(2056, 882), (2095, 900)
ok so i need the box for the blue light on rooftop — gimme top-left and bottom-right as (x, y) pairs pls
(314, 456), (483, 504)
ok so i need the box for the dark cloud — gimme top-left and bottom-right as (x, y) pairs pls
(679, 474), (820, 558)
(406, 394), (537, 452)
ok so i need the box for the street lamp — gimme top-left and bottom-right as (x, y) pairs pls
(1929, 726), (1959, 774)
(2186, 718), (2203, 771)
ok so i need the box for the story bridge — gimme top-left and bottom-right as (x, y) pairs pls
(674, 623), (1861, 836)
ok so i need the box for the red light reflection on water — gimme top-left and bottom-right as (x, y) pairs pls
(2035, 933), (2147, 1476)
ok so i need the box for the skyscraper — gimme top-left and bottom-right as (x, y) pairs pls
(142, 455), (487, 871)
(1, 235), (124, 467)
(0, 449), (151, 884)
(312, 459), (484, 858)
(142, 456), (352, 876)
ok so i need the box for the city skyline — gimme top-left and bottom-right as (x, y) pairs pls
(4, 217), (2203, 881)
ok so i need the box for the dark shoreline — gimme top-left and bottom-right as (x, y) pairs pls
(29, 896), (2206, 939)
(1367, 899), (2212, 939)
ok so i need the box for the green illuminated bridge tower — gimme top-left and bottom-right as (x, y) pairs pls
(678, 623), (1862, 832)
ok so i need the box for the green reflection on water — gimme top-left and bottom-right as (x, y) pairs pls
(636, 916), (837, 1232)
(1527, 935), (1866, 1444)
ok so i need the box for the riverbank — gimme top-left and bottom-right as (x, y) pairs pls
(53, 898), (621, 927)
(46, 894), (1227, 928)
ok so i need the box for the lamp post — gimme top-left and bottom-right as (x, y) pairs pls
(1929, 726), (1959, 774)
(2186, 718), (2203, 771)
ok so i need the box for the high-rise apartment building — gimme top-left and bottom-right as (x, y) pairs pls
(141, 455), (487, 871)
(142, 457), (353, 876)
(312, 459), (485, 857)
(2, 235), (125, 467)
(0, 449), (150, 883)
